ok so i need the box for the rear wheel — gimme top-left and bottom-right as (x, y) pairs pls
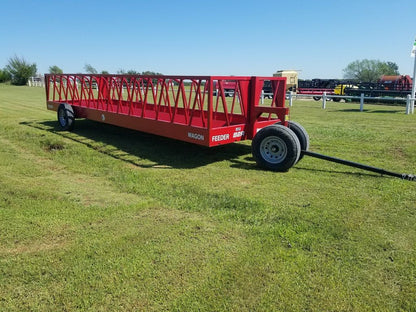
(252, 125), (301, 172)
(288, 121), (309, 161)
(57, 103), (75, 131)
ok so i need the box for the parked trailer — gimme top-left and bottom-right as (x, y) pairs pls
(344, 75), (414, 98)
(45, 74), (309, 171)
(297, 79), (342, 101)
(297, 88), (336, 101)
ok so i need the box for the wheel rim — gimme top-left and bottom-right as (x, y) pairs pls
(259, 136), (287, 164)
(58, 108), (67, 127)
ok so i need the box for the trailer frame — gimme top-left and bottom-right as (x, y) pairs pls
(45, 74), (290, 147)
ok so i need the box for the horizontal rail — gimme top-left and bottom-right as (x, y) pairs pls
(286, 91), (415, 114)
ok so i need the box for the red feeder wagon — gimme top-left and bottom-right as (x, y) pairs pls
(45, 74), (309, 171)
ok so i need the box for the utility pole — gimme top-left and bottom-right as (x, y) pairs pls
(411, 37), (416, 114)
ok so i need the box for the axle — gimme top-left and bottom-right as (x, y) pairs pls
(302, 150), (415, 181)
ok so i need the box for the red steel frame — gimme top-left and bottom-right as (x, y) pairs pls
(45, 74), (288, 147)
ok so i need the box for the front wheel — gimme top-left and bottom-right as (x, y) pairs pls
(252, 125), (301, 172)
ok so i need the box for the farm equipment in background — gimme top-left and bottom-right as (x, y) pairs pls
(343, 75), (413, 98)
(274, 71), (344, 100)
(213, 80), (274, 98)
(298, 75), (414, 100)
(297, 79), (342, 101)
(275, 70), (414, 102)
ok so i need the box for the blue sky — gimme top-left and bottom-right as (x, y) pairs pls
(1, 0), (415, 79)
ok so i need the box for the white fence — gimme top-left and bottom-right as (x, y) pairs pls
(285, 91), (415, 115)
(28, 76), (45, 87)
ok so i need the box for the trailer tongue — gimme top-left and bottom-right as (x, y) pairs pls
(302, 150), (415, 181)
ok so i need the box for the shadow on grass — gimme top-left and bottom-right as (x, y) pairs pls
(21, 119), (255, 170)
(332, 109), (404, 114)
(292, 165), (392, 179)
(21, 120), (398, 178)
(328, 105), (405, 114)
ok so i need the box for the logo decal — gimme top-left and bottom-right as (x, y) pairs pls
(188, 132), (204, 141)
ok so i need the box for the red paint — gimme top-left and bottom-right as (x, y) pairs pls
(45, 74), (288, 147)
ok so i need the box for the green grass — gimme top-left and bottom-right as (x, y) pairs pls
(0, 84), (415, 311)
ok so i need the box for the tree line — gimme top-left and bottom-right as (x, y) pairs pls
(81, 64), (163, 76)
(0, 55), (403, 86)
(0, 57), (164, 86)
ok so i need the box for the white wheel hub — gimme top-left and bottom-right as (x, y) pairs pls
(259, 136), (287, 164)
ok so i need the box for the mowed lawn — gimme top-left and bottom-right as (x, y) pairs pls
(0, 84), (415, 311)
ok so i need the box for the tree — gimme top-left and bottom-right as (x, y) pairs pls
(49, 65), (63, 74)
(343, 59), (400, 82)
(380, 62), (399, 75)
(141, 70), (163, 76)
(5, 55), (37, 85)
(127, 70), (140, 75)
(116, 69), (163, 76)
(0, 68), (11, 83)
(84, 64), (98, 74)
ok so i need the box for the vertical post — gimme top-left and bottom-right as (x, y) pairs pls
(360, 93), (364, 112)
(289, 91), (293, 107)
(322, 92), (326, 109)
(261, 90), (264, 104)
(411, 37), (416, 114)
(406, 94), (411, 115)
(411, 55), (416, 114)
(208, 78), (213, 131)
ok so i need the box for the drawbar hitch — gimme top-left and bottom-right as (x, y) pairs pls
(302, 150), (415, 182)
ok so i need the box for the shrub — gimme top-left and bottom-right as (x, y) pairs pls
(0, 68), (11, 83)
(5, 55), (37, 85)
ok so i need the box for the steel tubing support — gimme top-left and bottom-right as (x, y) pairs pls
(302, 150), (415, 181)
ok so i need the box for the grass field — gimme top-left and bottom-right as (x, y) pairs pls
(0, 83), (415, 311)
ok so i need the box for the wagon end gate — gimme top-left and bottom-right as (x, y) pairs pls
(247, 76), (289, 139)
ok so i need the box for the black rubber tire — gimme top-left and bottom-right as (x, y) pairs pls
(252, 125), (301, 172)
(313, 96), (321, 101)
(57, 103), (75, 131)
(288, 121), (309, 161)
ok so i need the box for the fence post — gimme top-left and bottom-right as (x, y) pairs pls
(406, 94), (411, 114)
(289, 91), (293, 107)
(360, 93), (364, 112)
(322, 92), (327, 109)
(261, 90), (264, 104)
